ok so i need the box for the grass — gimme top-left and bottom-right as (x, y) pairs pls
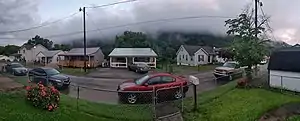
(0, 91), (152, 121)
(183, 85), (300, 121)
(287, 115), (300, 121)
(58, 68), (93, 76)
(2, 76), (152, 121)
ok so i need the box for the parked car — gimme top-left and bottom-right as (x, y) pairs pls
(128, 62), (150, 74)
(28, 67), (70, 89)
(117, 73), (189, 104)
(4, 62), (28, 76)
(213, 61), (243, 80)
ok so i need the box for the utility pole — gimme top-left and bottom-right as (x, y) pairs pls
(79, 7), (87, 72)
(255, 0), (258, 38)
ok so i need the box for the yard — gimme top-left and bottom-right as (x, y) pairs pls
(183, 81), (300, 121)
(0, 91), (152, 121)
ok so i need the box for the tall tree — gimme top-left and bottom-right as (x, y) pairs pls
(53, 44), (71, 51)
(115, 31), (150, 48)
(24, 35), (53, 49)
(225, 10), (268, 80)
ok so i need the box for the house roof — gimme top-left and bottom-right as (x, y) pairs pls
(182, 45), (216, 56)
(108, 48), (157, 57)
(268, 47), (300, 72)
(20, 44), (47, 50)
(60, 47), (100, 56)
(40, 50), (62, 57)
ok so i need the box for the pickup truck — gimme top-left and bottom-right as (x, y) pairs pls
(213, 61), (244, 80)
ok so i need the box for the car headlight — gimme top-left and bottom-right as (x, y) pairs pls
(55, 80), (62, 83)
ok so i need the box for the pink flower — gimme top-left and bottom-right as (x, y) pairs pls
(25, 86), (31, 91)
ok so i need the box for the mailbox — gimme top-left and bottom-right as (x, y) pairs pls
(189, 75), (199, 85)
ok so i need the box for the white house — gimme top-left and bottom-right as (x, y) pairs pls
(176, 45), (216, 66)
(18, 44), (48, 63)
(36, 50), (65, 65)
(108, 48), (158, 68)
(268, 47), (300, 92)
(0, 55), (14, 61)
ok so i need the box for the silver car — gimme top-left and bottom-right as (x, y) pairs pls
(128, 62), (150, 74)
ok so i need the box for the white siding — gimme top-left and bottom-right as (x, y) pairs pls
(93, 49), (105, 66)
(51, 51), (65, 64)
(19, 44), (48, 62)
(194, 48), (209, 65)
(176, 45), (194, 66)
(270, 70), (300, 92)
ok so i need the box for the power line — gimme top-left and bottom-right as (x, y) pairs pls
(259, 4), (278, 41)
(40, 15), (234, 39)
(86, 0), (137, 9)
(0, 12), (80, 34)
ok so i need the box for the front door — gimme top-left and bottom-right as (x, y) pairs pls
(208, 56), (211, 63)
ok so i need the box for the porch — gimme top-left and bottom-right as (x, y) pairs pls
(58, 55), (97, 68)
(110, 57), (156, 68)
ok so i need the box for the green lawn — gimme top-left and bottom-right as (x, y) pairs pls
(183, 84), (300, 121)
(58, 68), (92, 76)
(287, 116), (300, 121)
(0, 91), (152, 121)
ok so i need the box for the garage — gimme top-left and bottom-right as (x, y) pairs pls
(268, 47), (300, 92)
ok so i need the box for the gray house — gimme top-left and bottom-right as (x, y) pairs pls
(58, 47), (104, 68)
(176, 45), (216, 66)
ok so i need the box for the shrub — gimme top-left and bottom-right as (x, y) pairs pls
(236, 77), (248, 88)
(25, 81), (60, 111)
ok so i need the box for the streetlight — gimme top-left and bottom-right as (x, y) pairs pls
(33, 46), (36, 68)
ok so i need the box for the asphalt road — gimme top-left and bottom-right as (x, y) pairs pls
(62, 70), (217, 104)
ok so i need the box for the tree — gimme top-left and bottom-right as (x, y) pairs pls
(1, 45), (20, 56)
(24, 35), (53, 49)
(225, 11), (268, 80)
(53, 44), (71, 51)
(115, 31), (151, 48)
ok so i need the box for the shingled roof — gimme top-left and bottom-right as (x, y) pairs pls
(60, 47), (101, 56)
(268, 47), (300, 72)
(182, 45), (215, 56)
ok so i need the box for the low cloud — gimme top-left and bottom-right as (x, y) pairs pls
(1, 0), (300, 45)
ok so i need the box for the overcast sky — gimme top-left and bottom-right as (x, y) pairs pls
(0, 0), (299, 46)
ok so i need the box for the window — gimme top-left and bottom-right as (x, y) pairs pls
(135, 75), (150, 85)
(182, 55), (184, 59)
(198, 55), (204, 62)
(186, 55), (188, 61)
(147, 77), (161, 85)
(179, 55), (181, 60)
(23, 50), (25, 54)
(191, 56), (193, 61)
(44, 68), (60, 75)
(161, 76), (175, 83)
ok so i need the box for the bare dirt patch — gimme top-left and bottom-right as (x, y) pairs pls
(259, 103), (300, 121)
(0, 75), (23, 91)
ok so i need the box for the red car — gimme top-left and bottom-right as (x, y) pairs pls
(117, 73), (189, 104)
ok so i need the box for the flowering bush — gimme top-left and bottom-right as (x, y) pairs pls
(236, 77), (248, 88)
(26, 81), (60, 111)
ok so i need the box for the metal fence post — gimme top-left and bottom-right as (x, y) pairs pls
(152, 86), (156, 120)
(77, 86), (80, 110)
(193, 84), (197, 111)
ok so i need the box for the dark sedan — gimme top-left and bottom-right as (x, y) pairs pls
(28, 67), (70, 89)
(128, 62), (150, 74)
(4, 62), (28, 76)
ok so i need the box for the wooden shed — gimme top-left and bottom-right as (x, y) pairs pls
(268, 47), (300, 92)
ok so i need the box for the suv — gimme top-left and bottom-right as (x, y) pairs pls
(128, 62), (150, 74)
(213, 61), (243, 80)
(28, 67), (70, 89)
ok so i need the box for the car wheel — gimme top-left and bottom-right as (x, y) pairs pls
(127, 93), (138, 104)
(174, 89), (183, 99)
(229, 75), (233, 80)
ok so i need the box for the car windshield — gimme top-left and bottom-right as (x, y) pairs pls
(10, 63), (23, 68)
(135, 75), (150, 85)
(223, 62), (236, 68)
(44, 68), (60, 75)
(138, 63), (148, 67)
